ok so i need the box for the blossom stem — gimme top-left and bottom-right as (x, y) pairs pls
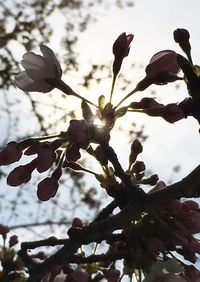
(72, 92), (98, 108)
(93, 243), (99, 255)
(186, 51), (193, 65)
(127, 109), (145, 113)
(32, 134), (60, 141)
(56, 80), (98, 108)
(109, 74), (117, 103)
(114, 87), (138, 109)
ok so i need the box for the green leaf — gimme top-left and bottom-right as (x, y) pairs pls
(194, 65), (200, 77)
(98, 95), (105, 111)
(114, 107), (127, 119)
(81, 100), (94, 122)
(108, 166), (115, 176)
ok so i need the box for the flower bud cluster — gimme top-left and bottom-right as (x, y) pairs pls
(128, 139), (158, 186)
(108, 194), (200, 275)
(130, 97), (185, 123)
(0, 118), (93, 201)
(135, 194), (200, 265)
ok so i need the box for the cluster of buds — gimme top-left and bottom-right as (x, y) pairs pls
(130, 97), (186, 123)
(0, 225), (24, 281)
(127, 28), (200, 128)
(128, 138), (158, 185)
(0, 118), (93, 201)
(105, 185), (200, 279)
(1, 27), (200, 281)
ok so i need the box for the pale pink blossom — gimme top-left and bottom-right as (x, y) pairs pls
(137, 50), (181, 91)
(15, 45), (62, 92)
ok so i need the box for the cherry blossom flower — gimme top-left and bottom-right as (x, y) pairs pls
(137, 50), (181, 91)
(15, 45), (62, 92)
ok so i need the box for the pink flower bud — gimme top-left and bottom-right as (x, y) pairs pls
(67, 119), (90, 149)
(36, 143), (56, 172)
(113, 32), (134, 59)
(37, 177), (59, 201)
(131, 161), (145, 174)
(0, 142), (22, 165)
(65, 144), (81, 162)
(129, 139), (143, 165)
(72, 217), (83, 228)
(24, 141), (41, 155)
(150, 181), (166, 192)
(173, 28), (191, 55)
(37, 167), (62, 201)
(0, 224), (9, 240)
(7, 159), (37, 186)
(130, 98), (164, 110)
(137, 50), (181, 91)
(162, 103), (185, 123)
(94, 145), (108, 166)
(112, 32), (134, 76)
(9, 235), (18, 248)
(140, 174), (159, 186)
(147, 50), (180, 79)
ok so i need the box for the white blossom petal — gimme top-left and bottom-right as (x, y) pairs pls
(25, 67), (52, 81)
(22, 52), (57, 80)
(22, 52), (45, 68)
(15, 71), (53, 92)
(40, 45), (62, 78)
(15, 45), (63, 93)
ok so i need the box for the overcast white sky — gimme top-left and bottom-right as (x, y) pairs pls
(5, 0), (200, 184)
(1, 1), (200, 277)
(69, 0), (200, 183)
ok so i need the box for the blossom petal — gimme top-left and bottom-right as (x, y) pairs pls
(40, 45), (62, 78)
(22, 52), (45, 69)
(15, 71), (53, 92)
(22, 52), (56, 80)
(147, 50), (180, 78)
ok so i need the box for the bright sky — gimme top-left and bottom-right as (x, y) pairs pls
(70, 0), (200, 183)
(4, 0), (200, 191)
(1, 1), (200, 277)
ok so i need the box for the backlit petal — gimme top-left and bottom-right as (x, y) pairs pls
(22, 52), (45, 69)
(40, 45), (62, 78)
(15, 71), (53, 92)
